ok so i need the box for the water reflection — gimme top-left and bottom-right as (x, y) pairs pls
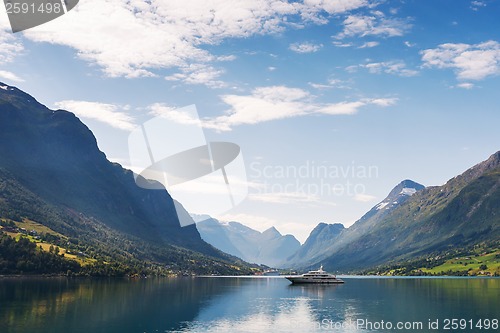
(0, 277), (230, 333)
(1, 277), (498, 333)
(179, 277), (500, 333)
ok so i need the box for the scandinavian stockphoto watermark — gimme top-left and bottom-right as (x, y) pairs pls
(128, 105), (248, 227)
(3, 0), (78, 33)
(249, 160), (379, 199)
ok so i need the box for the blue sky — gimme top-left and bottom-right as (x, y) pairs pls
(1, 0), (499, 242)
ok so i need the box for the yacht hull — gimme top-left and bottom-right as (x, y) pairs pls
(285, 277), (344, 284)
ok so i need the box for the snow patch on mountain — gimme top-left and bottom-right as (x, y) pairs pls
(376, 202), (389, 210)
(400, 187), (417, 196)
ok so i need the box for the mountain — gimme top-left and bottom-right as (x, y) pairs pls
(285, 179), (424, 268)
(300, 153), (500, 272)
(356, 180), (426, 228)
(0, 82), (252, 275)
(195, 216), (301, 267)
(285, 222), (344, 266)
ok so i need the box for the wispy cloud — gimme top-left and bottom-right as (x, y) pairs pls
(332, 41), (353, 48)
(148, 103), (202, 126)
(54, 100), (136, 131)
(308, 82), (333, 90)
(0, 29), (24, 63)
(205, 85), (397, 131)
(358, 41), (380, 48)
(0, 70), (24, 83)
(308, 78), (350, 90)
(249, 191), (320, 205)
(336, 12), (412, 39)
(346, 60), (419, 77)
(456, 82), (475, 89)
(471, 1), (486, 11)
(20, 0), (370, 86)
(54, 84), (395, 133)
(165, 64), (226, 88)
(289, 42), (323, 53)
(421, 40), (500, 80)
(354, 193), (377, 202)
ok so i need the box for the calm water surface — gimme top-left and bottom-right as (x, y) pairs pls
(1, 276), (498, 333)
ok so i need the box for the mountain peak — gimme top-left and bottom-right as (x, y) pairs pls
(471, 151), (500, 175)
(263, 226), (282, 237)
(370, 179), (425, 212)
(196, 218), (300, 267)
(284, 222), (345, 267)
(387, 179), (425, 198)
(0, 82), (47, 112)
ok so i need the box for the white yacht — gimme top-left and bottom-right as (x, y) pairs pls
(285, 265), (344, 284)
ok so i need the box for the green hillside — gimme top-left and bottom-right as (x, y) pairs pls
(0, 83), (255, 276)
(362, 242), (500, 276)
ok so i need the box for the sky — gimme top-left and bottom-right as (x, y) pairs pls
(1, 0), (499, 243)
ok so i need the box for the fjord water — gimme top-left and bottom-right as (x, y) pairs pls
(1, 277), (498, 333)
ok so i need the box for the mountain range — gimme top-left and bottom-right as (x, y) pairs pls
(1, 83), (498, 276)
(0, 82), (252, 275)
(286, 153), (500, 272)
(193, 215), (300, 267)
(285, 179), (425, 268)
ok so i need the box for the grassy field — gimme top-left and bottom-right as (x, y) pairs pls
(1, 218), (95, 266)
(14, 218), (67, 238)
(421, 249), (500, 276)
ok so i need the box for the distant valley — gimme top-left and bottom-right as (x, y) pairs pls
(196, 155), (499, 276)
(194, 215), (300, 267)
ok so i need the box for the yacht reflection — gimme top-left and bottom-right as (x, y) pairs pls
(288, 283), (342, 298)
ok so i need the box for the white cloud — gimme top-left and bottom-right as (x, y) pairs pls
(370, 98), (398, 107)
(268, 66), (277, 71)
(0, 70), (24, 82)
(348, 60), (419, 77)
(209, 86), (309, 130)
(471, 1), (486, 11)
(300, 0), (369, 23)
(354, 193), (377, 202)
(289, 41), (323, 53)
(332, 41), (353, 48)
(317, 101), (366, 115)
(165, 64), (226, 88)
(303, 0), (368, 14)
(0, 28), (24, 63)
(421, 41), (500, 80)
(54, 100), (136, 131)
(308, 82), (333, 89)
(206, 85), (397, 131)
(249, 191), (320, 205)
(336, 13), (411, 39)
(358, 41), (379, 48)
(456, 82), (475, 89)
(309, 78), (349, 90)
(148, 103), (203, 127)
(19, 0), (370, 86)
